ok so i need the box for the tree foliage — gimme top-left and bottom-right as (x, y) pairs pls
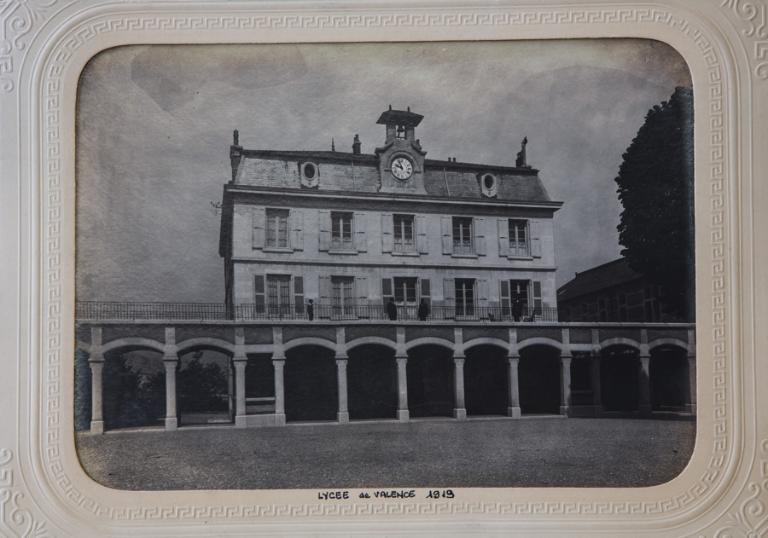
(616, 86), (695, 321)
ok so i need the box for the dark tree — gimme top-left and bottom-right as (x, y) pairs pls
(616, 86), (695, 321)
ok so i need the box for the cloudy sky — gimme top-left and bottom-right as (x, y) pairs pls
(76, 40), (691, 302)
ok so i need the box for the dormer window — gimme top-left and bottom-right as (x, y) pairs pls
(480, 173), (498, 198)
(396, 124), (407, 139)
(300, 162), (319, 188)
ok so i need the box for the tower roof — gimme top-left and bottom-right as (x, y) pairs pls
(376, 108), (423, 127)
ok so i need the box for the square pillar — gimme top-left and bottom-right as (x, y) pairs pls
(336, 357), (349, 423)
(396, 356), (409, 421)
(590, 354), (603, 417)
(507, 356), (521, 418)
(272, 358), (286, 425)
(88, 357), (104, 434)
(233, 357), (248, 428)
(559, 355), (572, 416)
(639, 355), (652, 416)
(163, 357), (178, 430)
(453, 357), (466, 420)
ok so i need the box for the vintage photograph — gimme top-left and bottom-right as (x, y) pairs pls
(73, 40), (695, 490)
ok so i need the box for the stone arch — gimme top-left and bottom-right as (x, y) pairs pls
(464, 343), (509, 416)
(283, 337), (337, 353)
(406, 344), (454, 417)
(600, 344), (640, 413)
(463, 337), (510, 354)
(518, 344), (561, 414)
(650, 344), (690, 411)
(176, 345), (234, 427)
(599, 337), (641, 352)
(176, 338), (235, 356)
(347, 343), (397, 420)
(284, 344), (337, 422)
(101, 343), (166, 430)
(346, 336), (398, 353)
(517, 337), (564, 352)
(649, 338), (690, 353)
(101, 337), (165, 355)
(404, 337), (455, 352)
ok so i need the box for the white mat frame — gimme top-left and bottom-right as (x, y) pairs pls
(0, 0), (765, 535)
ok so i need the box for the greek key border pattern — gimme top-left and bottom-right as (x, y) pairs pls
(721, 0), (768, 79)
(38, 7), (728, 522)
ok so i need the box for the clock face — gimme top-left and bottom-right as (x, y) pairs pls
(390, 157), (414, 180)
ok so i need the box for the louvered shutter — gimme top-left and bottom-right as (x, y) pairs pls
(254, 275), (265, 314)
(293, 276), (304, 315)
(252, 207), (265, 249)
(500, 280), (511, 318)
(318, 276), (332, 318)
(498, 218), (510, 257)
(291, 209), (304, 251)
(381, 213), (393, 253)
(474, 217), (486, 256)
(354, 212), (367, 252)
(416, 215), (428, 254)
(356, 276), (368, 317)
(530, 219), (542, 258)
(441, 216), (452, 254)
(443, 278), (455, 319)
(318, 210), (331, 251)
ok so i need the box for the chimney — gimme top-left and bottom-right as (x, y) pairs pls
(229, 129), (243, 183)
(352, 134), (361, 155)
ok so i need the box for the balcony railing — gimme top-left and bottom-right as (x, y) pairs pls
(76, 301), (558, 322)
(452, 241), (475, 256)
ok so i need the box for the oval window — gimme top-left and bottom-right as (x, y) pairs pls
(483, 174), (495, 189)
(304, 163), (316, 179)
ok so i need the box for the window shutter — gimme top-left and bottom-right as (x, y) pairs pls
(318, 210), (331, 251)
(478, 279), (489, 304)
(293, 276), (304, 314)
(254, 275), (265, 314)
(356, 276), (368, 311)
(500, 280), (510, 317)
(498, 218), (510, 257)
(381, 213), (393, 253)
(381, 278), (393, 315)
(474, 217), (486, 256)
(441, 216), (452, 254)
(420, 278), (431, 309)
(354, 212), (367, 252)
(530, 220), (542, 258)
(443, 278), (455, 319)
(532, 281), (543, 315)
(252, 207), (265, 249)
(416, 215), (428, 254)
(291, 210), (304, 251)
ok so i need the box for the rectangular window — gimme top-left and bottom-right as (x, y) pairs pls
(508, 219), (529, 257)
(452, 217), (474, 255)
(331, 276), (355, 318)
(265, 209), (289, 248)
(393, 214), (415, 252)
(331, 212), (354, 249)
(393, 277), (418, 304)
(598, 297), (608, 321)
(455, 278), (476, 318)
(266, 275), (292, 317)
(618, 293), (628, 322)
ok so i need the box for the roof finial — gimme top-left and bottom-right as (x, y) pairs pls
(331, 137), (336, 152)
(515, 136), (529, 168)
(352, 134), (361, 155)
(389, 104), (392, 111)
(233, 129), (240, 146)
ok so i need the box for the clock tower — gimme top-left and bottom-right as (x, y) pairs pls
(375, 106), (427, 194)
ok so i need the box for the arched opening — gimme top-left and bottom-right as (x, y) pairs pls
(650, 345), (690, 411)
(245, 353), (276, 416)
(464, 345), (508, 416)
(102, 346), (165, 430)
(601, 345), (640, 412)
(518, 345), (561, 414)
(177, 347), (233, 426)
(347, 344), (397, 420)
(284, 345), (337, 422)
(406, 344), (454, 417)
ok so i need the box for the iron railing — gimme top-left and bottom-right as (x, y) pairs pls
(76, 301), (558, 322)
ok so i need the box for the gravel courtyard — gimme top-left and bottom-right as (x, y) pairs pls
(76, 417), (695, 490)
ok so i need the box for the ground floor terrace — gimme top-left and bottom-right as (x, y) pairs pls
(75, 317), (696, 434)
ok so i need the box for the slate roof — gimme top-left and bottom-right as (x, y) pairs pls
(237, 149), (553, 203)
(557, 258), (644, 302)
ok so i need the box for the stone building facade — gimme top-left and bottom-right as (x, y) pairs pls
(219, 107), (561, 323)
